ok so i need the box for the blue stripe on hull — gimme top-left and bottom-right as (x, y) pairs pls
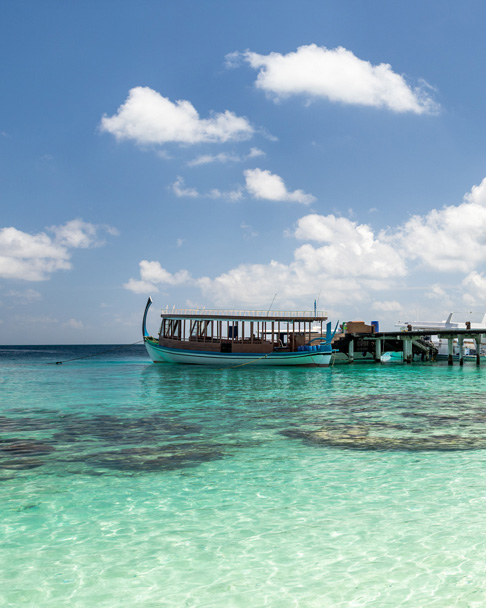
(144, 339), (331, 367)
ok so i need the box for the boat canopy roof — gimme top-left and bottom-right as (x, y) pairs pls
(160, 308), (328, 322)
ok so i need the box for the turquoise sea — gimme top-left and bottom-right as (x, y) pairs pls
(2, 345), (486, 607)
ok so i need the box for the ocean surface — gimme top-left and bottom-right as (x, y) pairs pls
(2, 345), (486, 607)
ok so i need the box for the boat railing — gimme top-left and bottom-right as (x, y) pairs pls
(162, 308), (327, 320)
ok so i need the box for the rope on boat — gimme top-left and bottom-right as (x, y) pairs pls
(50, 340), (144, 365)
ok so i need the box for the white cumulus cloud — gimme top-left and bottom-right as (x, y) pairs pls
(149, 213), (405, 309)
(293, 214), (406, 279)
(248, 147), (265, 159)
(196, 259), (368, 309)
(100, 86), (254, 146)
(124, 260), (192, 294)
(462, 271), (486, 306)
(232, 44), (438, 114)
(0, 220), (117, 281)
(172, 176), (200, 198)
(244, 168), (315, 204)
(464, 176), (486, 205)
(397, 179), (486, 272)
(50, 219), (118, 248)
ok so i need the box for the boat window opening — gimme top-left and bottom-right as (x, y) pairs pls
(203, 320), (210, 339)
(228, 324), (238, 340)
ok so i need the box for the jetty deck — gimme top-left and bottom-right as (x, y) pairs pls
(333, 328), (486, 365)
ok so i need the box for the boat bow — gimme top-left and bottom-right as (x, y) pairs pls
(142, 297), (153, 338)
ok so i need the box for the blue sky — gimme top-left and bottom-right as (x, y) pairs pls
(2, 1), (486, 343)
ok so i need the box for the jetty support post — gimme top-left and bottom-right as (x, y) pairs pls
(402, 336), (413, 363)
(475, 336), (482, 366)
(374, 338), (382, 363)
(348, 338), (354, 363)
(458, 336), (464, 366)
(447, 337), (454, 366)
(406, 338), (413, 363)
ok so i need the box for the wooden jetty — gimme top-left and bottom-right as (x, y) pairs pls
(333, 322), (486, 366)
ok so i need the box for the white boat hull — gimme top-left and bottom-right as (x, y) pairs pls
(381, 351), (404, 363)
(144, 339), (332, 367)
(435, 353), (486, 362)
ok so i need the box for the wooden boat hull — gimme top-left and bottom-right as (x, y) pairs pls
(144, 338), (332, 367)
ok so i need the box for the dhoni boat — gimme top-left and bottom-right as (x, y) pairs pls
(142, 298), (335, 367)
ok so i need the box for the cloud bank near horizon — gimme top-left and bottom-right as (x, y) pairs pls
(124, 177), (486, 311)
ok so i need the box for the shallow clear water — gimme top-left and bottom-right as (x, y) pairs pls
(2, 346), (486, 606)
